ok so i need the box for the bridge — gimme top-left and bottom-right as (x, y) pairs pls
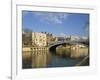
(48, 40), (89, 51)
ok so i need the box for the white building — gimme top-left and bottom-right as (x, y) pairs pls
(81, 36), (88, 40)
(32, 32), (47, 47)
(70, 35), (80, 41)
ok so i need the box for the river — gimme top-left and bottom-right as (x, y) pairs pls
(22, 46), (89, 69)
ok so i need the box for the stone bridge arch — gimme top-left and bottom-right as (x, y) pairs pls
(48, 40), (89, 52)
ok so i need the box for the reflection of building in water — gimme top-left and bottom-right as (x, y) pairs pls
(56, 44), (88, 58)
(70, 44), (89, 58)
(22, 51), (32, 68)
(32, 51), (48, 68)
(32, 32), (47, 47)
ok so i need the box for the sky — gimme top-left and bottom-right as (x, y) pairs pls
(22, 10), (89, 37)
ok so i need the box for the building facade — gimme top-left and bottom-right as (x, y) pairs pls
(70, 35), (80, 41)
(46, 33), (53, 46)
(32, 32), (47, 47)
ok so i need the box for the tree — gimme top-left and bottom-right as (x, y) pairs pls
(22, 28), (32, 47)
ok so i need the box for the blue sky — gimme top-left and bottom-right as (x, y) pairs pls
(22, 11), (89, 37)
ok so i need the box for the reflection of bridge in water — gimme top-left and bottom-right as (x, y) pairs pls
(22, 40), (89, 68)
(48, 40), (89, 51)
(48, 40), (89, 59)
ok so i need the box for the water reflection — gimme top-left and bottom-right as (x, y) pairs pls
(56, 45), (89, 58)
(22, 46), (89, 69)
(32, 50), (49, 68)
(22, 51), (32, 68)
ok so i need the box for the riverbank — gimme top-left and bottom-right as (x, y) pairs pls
(75, 55), (89, 66)
(22, 47), (49, 52)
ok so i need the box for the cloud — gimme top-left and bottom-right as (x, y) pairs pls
(33, 12), (70, 24)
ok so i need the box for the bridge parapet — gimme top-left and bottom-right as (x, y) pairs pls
(48, 40), (88, 48)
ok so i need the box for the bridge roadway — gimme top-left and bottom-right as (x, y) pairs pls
(48, 40), (89, 51)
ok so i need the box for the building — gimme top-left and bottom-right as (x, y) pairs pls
(70, 35), (80, 41)
(41, 32), (53, 46)
(81, 36), (88, 40)
(46, 33), (53, 46)
(57, 37), (65, 41)
(32, 32), (47, 47)
(65, 35), (71, 41)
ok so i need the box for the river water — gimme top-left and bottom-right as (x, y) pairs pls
(22, 47), (89, 69)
